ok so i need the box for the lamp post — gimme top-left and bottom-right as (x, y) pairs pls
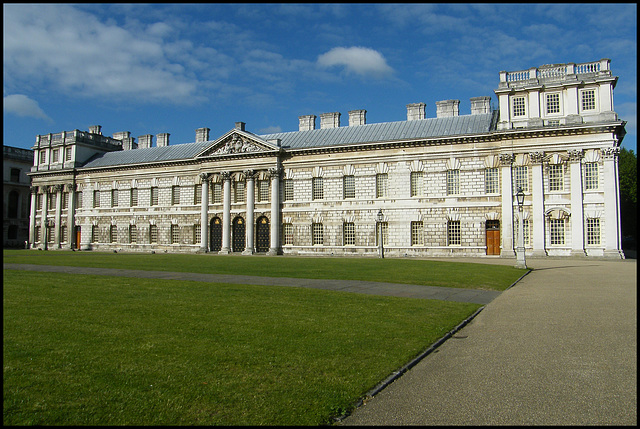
(377, 209), (384, 259)
(515, 187), (527, 269)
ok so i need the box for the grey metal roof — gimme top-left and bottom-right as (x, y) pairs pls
(80, 112), (497, 169)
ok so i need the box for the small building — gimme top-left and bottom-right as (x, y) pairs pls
(27, 59), (627, 258)
(4, 145), (34, 248)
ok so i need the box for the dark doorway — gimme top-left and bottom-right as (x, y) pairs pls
(486, 220), (500, 255)
(232, 216), (245, 252)
(210, 217), (222, 252)
(256, 216), (270, 252)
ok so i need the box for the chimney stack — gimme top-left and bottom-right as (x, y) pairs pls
(407, 103), (426, 121)
(122, 137), (137, 150)
(470, 96), (491, 115)
(89, 125), (102, 135)
(156, 133), (170, 147)
(348, 109), (367, 126)
(436, 99), (460, 118)
(320, 112), (341, 129)
(235, 122), (246, 131)
(298, 115), (316, 131)
(195, 127), (210, 143)
(138, 134), (153, 149)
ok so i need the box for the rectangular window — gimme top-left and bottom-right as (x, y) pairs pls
(40, 151), (46, 164)
(150, 187), (159, 206)
(448, 220), (461, 246)
(111, 189), (118, 207)
(283, 223), (294, 245)
(212, 183), (222, 204)
(65, 147), (72, 161)
(47, 224), (55, 242)
(548, 164), (564, 191)
(546, 93), (560, 114)
(586, 218), (601, 245)
(130, 188), (138, 207)
(410, 172), (423, 197)
(485, 167), (499, 194)
(581, 89), (596, 111)
(258, 180), (270, 202)
(512, 96), (526, 117)
(194, 224), (201, 245)
(93, 190), (100, 208)
(411, 221), (424, 246)
(61, 192), (68, 210)
(110, 225), (117, 243)
(343, 222), (355, 246)
(284, 179), (294, 201)
(36, 194), (42, 210)
(48, 193), (56, 210)
(150, 225), (158, 243)
(35, 226), (41, 243)
(129, 225), (137, 244)
(76, 192), (82, 209)
(91, 225), (99, 243)
(446, 170), (460, 195)
(376, 222), (388, 246)
(343, 175), (355, 199)
(312, 177), (324, 200)
(172, 186), (180, 205)
(171, 224), (180, 244)
(10, 168), (20, 182)
(312, 223), (324, 245)
(234, 181), (245, 203)
(61, 225), (68, 243)
(584, 163), (599, 190)
(513, 166), (529, 192)
(194, 184), (202, 205)
(52, 149), (59, 163)
(550, 219), (565, 245)
(376, 173), (388, 198)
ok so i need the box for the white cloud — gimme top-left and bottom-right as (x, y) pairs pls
(3, 94), (53, 123)
(317, 47), (394, 78)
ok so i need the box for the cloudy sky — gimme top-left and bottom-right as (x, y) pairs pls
(3, 3), (637, 153)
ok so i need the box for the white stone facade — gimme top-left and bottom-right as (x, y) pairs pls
(27, 59), (627, 259)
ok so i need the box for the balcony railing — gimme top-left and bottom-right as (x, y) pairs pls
(502, 59), (610, 84)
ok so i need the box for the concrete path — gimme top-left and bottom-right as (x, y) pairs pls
(340, 258), (637, 426)
(3, 263), (501, 305)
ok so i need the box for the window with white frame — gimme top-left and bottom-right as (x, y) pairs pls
(411, 221), (424, 246)
(93, 190), (100, 208)
(52, 149), (59, 163)
(485, 167), (499, 194)
(149, 225), (158, 243)
(343, 222), (355, 245)
(376, 173), (388, 198)
(343, 175), (355, 199)
(512, 96), (526, 117)
(446, 169), (460, 195)
(194, 224), (201, 245)
(548, 164), (564, 191)
(513, 166), (529, 192)
(130, 188), (138, 207)
(76, 191), (82, 209)
(40, 151), (46, 164)
(61, 225), (68, 243)
(546, 93), (560, 114)
(284, 179), (294, 201)
(171, 224), (180, 244)
(212, 183), (222, 204)
(312, 177), (324, 200)
(258, 180), (270, 202)
(61, 192), (68, 210)
(584, 162), (599, 190)
(172, 186), (180, 205)
(36, 194), (42, 210)
(150, 187), (159, 206)
(91, 225), (99, 243)
(376, 222), (388, 246)
(110, 225), (117, 243)
(549, 219), (565, 245)
(581, 89), (596, 111)
(194, 184), (202, 205)
(65, 147), (72, 161)
(111, 189), (118, 207)
(447, 220), (461, 245)
(586, 218), (601, 245)
(283, 223), (294, 245)
(234, 181), (245, 203)
(312, 223), (323, 245)
(129, 225), (137, 243)
(48, 193), (56, 210)
(410, 172), (423, 197)
(35, 226), (41, 242)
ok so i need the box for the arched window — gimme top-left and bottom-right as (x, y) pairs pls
(8, 190), (19, 219)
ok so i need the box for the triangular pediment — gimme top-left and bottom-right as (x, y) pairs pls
(197, 130), (277, 158)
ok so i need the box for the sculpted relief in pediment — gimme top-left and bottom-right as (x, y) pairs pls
(211, 134), (261, 155)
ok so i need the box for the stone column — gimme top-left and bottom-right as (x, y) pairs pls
(243, 170), (256, 255)
(219, 171), (232, 254)
(67, 184), (76, 250)
(267, 167), (282, 255)
(602, 147), (624, 258)
(28, 186), (38, 248)
(568, 150), (586, 256)
(499, 154), (514, 257)
(41, 186), (49, 250)
(199, 173), (210, 252)
(529, 152), (547, 257)
(53, 184), (63, 249)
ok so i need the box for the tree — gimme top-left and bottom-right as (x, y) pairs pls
(619, 147), (637, 247)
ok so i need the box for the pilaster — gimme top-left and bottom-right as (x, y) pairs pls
(219, 171), (232, 254)
(530, 152), (547, 257)
(499, 154), (515, 257)
(568, 150), (586, 256)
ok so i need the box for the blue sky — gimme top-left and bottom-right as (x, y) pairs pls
(3, 3), (637, 153)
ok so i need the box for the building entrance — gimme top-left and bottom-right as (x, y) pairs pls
(232, 216), (245, 252)
(210, 217), (222, 252)
(256, 216), (270, 252)
(486, 220), (500, 255)
(75, 226), (81, 250)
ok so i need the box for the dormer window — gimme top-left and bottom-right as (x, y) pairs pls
(546, 93), (560, 115)
(512, 96), (526, 117)
(581, 89), (596, 111)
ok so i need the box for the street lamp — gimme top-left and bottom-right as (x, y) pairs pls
(377, 209), (384, 259)
(515, 187), (527, 269)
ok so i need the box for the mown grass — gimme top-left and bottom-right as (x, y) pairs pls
(3, 270), (481, 425)
(3, 250), (525, 290)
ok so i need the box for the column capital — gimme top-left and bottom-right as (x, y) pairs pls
(268, 167), (283, 178)
(199, 172), (211, 183)
(220, 170), (232, 180)
(602, 147), (619, 160)
(567, 149), (583, 162)
(244, 169), (258, 180)
(52, 184), (64, 193)
(31, 185), (39, 194)
(499, 153), (514, 166)
(529, 151), (545, 164)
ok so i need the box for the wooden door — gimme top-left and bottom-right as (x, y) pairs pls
(486, 220), (500, 255)
(75, 226), (81, 250)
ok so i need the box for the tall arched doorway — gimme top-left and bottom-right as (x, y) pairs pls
(486, 220), (500, 255)
(210, 217), (222, 252)
(232, 216), (245, 252)
(256, 216), (270, 253)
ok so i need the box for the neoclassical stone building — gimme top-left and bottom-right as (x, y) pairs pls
(27, 59), (627, 258)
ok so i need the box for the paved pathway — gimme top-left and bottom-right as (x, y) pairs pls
(341, 258), (637, 426)
(3, 263), (501, 304)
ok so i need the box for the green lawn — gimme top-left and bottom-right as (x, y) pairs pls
(3, 250), (526, 290)
(4, 270), (481, 425)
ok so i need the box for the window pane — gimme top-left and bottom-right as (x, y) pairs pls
(581, 90), (596, 111)
(550, 219), (565, 245)
(446, 170), (459, 195)
(549, 164), (563, 191)
(343, 222), (355, 245)
(448, 220), (461, 245)
(410, 172), (423, 197)
(584, 163), (599, 190)
(546, 93), (560, 114)
(512, 96), (526, 117)
(485, 168), (498, 194)
(587, 218), (600, 245)
(411, 221), (424, 246)
(376, 174), (388, 198)
(343, 176), (355, 199)
(284, 180), (294, 201)
(312, 177), (323, 200)
(312, 223), (323, 245)
(513, 166), (529, 192)
(283, 223), (294, 245)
